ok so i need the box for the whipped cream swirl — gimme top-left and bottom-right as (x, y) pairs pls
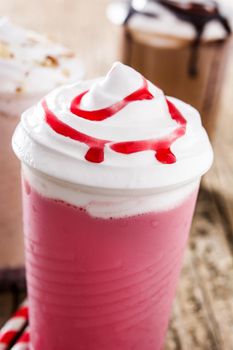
(0, 17), (84, 100)
(12, 62), (213, 191)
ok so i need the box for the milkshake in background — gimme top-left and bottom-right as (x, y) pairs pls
(13, 63), (213, 350)
(0, 17), (84, 289)
(107, 0), (233, 136)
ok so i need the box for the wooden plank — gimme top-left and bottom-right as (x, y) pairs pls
(165, 246), (221, 350)
(168, 42), (233, 350)
(166, 51), (233, 349)
(191, 188), (233, 349)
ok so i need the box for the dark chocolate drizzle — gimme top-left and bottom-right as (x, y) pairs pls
(125, 0), (232, 76)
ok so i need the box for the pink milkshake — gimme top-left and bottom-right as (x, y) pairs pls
(13, 63), (213, 349)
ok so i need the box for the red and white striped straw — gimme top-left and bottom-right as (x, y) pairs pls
(10, 327), (30, 350)
(0, 300), (28, 350)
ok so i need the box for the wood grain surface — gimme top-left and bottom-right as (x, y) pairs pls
(0, 1), (233, 349)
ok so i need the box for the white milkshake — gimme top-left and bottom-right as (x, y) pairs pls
(0, 17), (84, 288)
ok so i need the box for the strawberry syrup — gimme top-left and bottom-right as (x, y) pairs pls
(43, 78), (186, 164)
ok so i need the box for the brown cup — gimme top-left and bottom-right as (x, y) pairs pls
(119, 27), (232, 138)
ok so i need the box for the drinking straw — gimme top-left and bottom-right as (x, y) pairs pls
(10, 327), (29, 350)
(0, 300), (28, 350)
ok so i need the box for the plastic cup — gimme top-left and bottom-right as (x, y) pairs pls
(21, 164), (200, 350)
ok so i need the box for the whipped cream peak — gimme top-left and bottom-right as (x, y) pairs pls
(81, 62), (142, 109)
(80, 62), (158, 111)
(12, 62), (213, 191)
(74, 62), (170, 130)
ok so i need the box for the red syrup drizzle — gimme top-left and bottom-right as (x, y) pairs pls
(111, 99), (186, 164)
(42, 78), (187, 164)
(70, 78), (153, 121)
(42, 100), (108, 163)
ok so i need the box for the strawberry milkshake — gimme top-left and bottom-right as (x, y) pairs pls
(12, 63), (213, 350)
(0, 17), (84, 289)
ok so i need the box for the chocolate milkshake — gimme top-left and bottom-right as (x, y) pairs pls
(0, 17), (84, 289)
(107, 0), (233, 135)
(13, 62), (213, 349)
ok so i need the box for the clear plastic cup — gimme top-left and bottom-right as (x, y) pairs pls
(22, 164), (200, 350)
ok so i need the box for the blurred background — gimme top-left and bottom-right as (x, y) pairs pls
(0, 1), (233, 349)
(0, 0), (118, 77)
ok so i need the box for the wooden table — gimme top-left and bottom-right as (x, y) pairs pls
(0, 1), (233, 349)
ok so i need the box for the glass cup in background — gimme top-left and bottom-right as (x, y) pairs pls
(0, 17), (84, 288)
(21, 164), (200, 350)
(0, 107), (25, 287)
(107, 1), (233, 138)
(119, 29), (232, 138)
(0, 93), (46, 288)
